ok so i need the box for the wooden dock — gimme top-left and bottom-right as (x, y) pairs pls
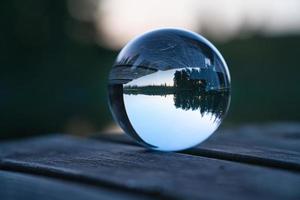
(1, 123), (300, 200)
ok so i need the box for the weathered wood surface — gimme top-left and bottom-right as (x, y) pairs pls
(0, 170), (150, 200)
(99, 123), (300, 171)
(199, 123), (300, 171)
(1, 123), (300, 200)
(209, 123), (300, 152)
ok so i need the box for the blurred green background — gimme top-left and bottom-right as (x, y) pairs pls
(1, 0), (300, 139)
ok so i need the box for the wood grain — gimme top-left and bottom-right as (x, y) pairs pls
(0, 170), (152, 200)
(1, 135), (300, 200)
(97, 123), (300, 171)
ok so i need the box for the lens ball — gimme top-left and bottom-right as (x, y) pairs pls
(108, 28), (231, 151)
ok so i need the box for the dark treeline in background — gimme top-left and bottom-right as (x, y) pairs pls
(1, 0), (300, 139)
(173, 91), (229, 120)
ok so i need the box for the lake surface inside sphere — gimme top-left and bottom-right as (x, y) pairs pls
(108, 28), (231, 151)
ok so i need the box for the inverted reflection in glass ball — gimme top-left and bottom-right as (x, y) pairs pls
(108, 28), (231, 151)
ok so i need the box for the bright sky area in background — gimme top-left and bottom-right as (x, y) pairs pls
(68, 0), (300, 49)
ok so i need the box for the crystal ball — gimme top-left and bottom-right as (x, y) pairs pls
(108, 28), (231, 151)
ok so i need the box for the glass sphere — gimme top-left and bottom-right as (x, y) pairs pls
(108, 28), (231, 151)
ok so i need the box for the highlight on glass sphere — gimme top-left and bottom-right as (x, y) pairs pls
(108, 28), (231, 151)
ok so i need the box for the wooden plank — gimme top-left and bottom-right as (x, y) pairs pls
(0, 170), (152, 200)
(194, 123), (300, 171)
(208, 123), (300, 152)
(191, 143), (300, 172)
(1, 135), (300, 200)
(97, 123), (300, 171)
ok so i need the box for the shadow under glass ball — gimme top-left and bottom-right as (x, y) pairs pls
(108, 28), (231, 151)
